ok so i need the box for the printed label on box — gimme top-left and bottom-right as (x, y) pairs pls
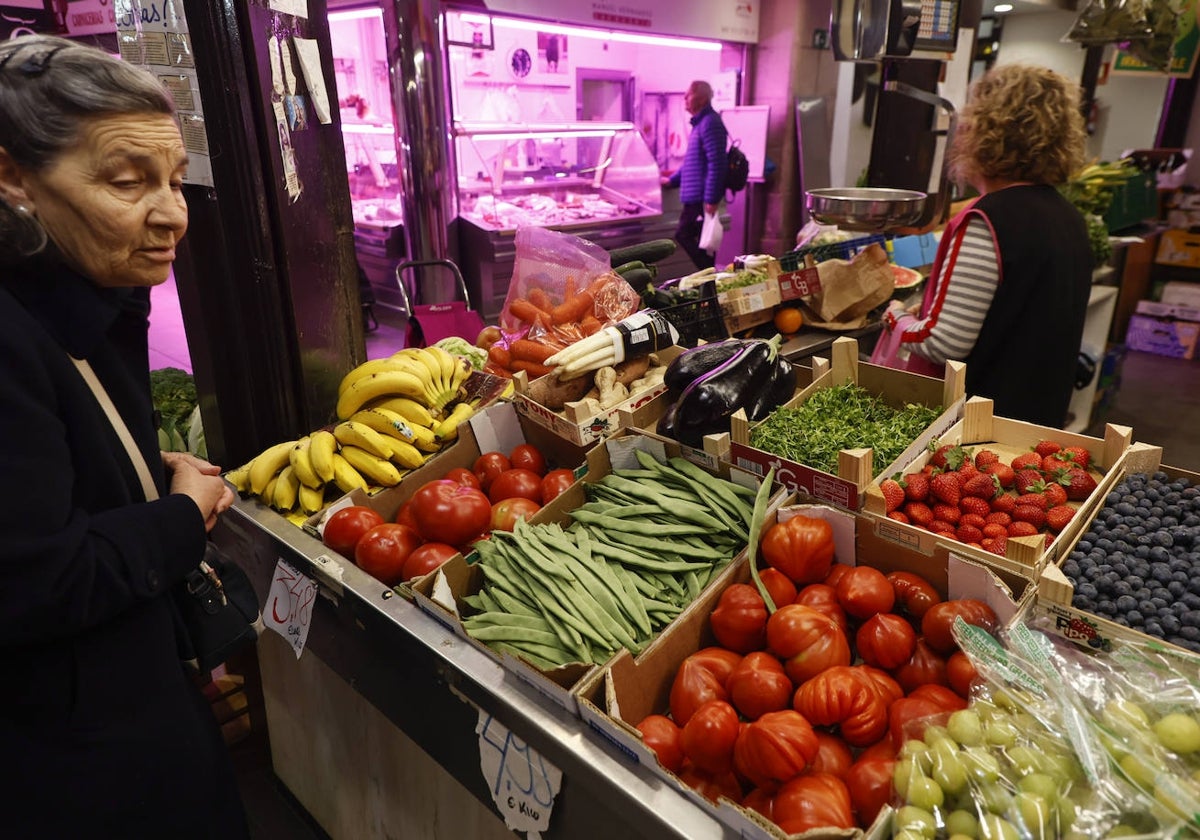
(777, 267), (822, 301)
(729, 442), (860, 510)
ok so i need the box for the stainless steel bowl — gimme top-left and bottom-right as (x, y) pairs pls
(805, 187), (927, 232)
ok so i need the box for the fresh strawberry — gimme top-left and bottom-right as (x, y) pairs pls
(956, 524), (984, 544)
(990, 494), (1016, 514)
(982, 523), (1009, 540)
(1011, 452), (1042, 472)
(960, 512), (988, 530)
(880, 478), (906, 513)
(1046, 504), (1076, 532)
(1013, 504), (1048, 530)
(1014, 469), (1045, 495)
(985, 511), (1013, 527)
(931, 472), (961, 506)
(1034, 440), (1062, 458)
(984, 537), (1009, 557)
(1042, 452), (1076, 473)
(1015, 492), (1049, 511)
(973, 449), (1001, 469)
(1045, 533), (1056, 549)
(929, 443), (967, 471)
(1043, 482), (1069, 507)
(957, 461), (980, 481)
(962, 473), (999, 499)
(930, 520), (958, 536)
(1007, 520), (1039, 538)
(932, 504), (962, 525)
(982, 461), (1015, 489)
(1062, 446), (1091, 471)
(888, 511), (911, 524)
(959, 496), (992, 518)
(902, 472), (930, 503)
(1063, 468), (1098, 501)
(904, 501), (935, 528)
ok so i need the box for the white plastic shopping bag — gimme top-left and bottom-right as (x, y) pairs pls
(699, 211), (723, 255)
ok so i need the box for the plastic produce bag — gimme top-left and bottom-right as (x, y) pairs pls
(699, 210), (723, 254)
(489, 226), (640, 379)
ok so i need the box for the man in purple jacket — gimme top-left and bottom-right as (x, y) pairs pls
(666, 80), (727, 269)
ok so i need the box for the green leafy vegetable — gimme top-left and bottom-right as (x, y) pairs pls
(149, 367), (206, 458)
(749, 383), (940, 474)
(433, 336), (488, 371)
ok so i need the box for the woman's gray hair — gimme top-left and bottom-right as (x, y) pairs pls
(0, 34), (177, 263)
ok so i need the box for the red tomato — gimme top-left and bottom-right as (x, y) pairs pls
(669, 647), (743, 726)
(773, 773), (854, 834)
(354, 523), (423, 586)
(891, 638), (949, 694)
(725, 652), (792, 721)
(509, 443), (547, 476)
(946, 650), (980, 698)
(323, 506), (385, 557)
(795, 583), (849, 634)
(855, 612), (918, 670)
(845, 754), (896, 827)
(758, 568), (797, 609)
(857, 665), (903, 707)
(888, 696), (945, 748)
(540, 468), (576, 504)
(444, 467), (481, 490)
(677, 762), (743, 804)
(408, 479), (492, 547)
(732, 709), (820, 790)
(741, 787), (774, 819)
(635, 714), (685, 774)
(401, 542), (458, 581)
(488, 468), (544, 504)
(766, 604), (851, 685)
(489, 497), (541, 532)
(792, 666), (890, 747)
(810, 732), (854, 780)
(760, 515), (835, 585)
(709, 584), (768, 653)
(824, 563), (853, 588)
(835, 566), (896, 620)
(472, 451), (511, 492)
(681, 699), (740, 774)
(908, 683), (968, 713)
(921, 599), (998, 653)
(887, 570), (942, 619)
(394, 499), (420, 531)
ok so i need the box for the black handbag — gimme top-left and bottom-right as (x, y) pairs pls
(71, 356), (263, 673)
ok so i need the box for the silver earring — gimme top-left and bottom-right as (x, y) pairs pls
(14, 204), (30, 214)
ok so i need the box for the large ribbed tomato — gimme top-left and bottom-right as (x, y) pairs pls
(636, 713), (685, 774)
(792, 666), (889, 747)
(773, 772), (854, 834)
(760, 515), (835, 585)
(855, 612), (918, 670)
(725, 652), (792, 721)
(408, 479), (492, 547)
(921, 599), (998, 653)
(709, 584), (768, 653)
(669, 647), (743, 726)
(766, 603), (851, 685)
(681, 700), (740, 774)
(845, 752), (896, 827)
(732, 709), (819, 791)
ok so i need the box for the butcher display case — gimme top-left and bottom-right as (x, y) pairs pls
(344, 123), (407, 311)
(453, 120), (672, 322)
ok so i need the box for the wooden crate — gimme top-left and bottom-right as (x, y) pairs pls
(861, 396), (1133, 579)
(1032, 442), (1200, 654)
(728, 336), (966, 509)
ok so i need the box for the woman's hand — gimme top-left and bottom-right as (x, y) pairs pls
(164, 452), (235, 532)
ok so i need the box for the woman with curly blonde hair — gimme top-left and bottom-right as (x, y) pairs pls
(878, 64), (1093, 427)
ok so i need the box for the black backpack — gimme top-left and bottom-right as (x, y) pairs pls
(726, 140), (749, 197)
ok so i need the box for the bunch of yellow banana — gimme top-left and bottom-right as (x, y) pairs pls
(335, 346), (473, 420)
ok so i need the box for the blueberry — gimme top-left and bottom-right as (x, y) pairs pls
(1185, 515), (1200, 528)
(1126, 610), (1144, 625)
(1149, 509), (1164, 521)
(1183, 611), (1200, 629)
(1116, 595), (1139, 613)
(1162, 615), (1183, 635)
(1166, 505), (1183, 519)
(1077, 540), (1094, 554)
(1145, 621), (1165, 638)
(1169, 581), (1188, 598)
(1107, 491), (1122, 505)
(1079, 555), (1097, 570)
(1188, 577), (1200, 596)
(1182, 625), (1200, 641)
(1151, 564), (1174, 584)
(1135, 588), (1154, 602)
(1097, 576), (1116, 595)
(1115, 615), (1131, 627)
(1135, 545), (1151, 559)
(1184, 593), (1200, 611)
(1113, 580), (1133, 597)
(1137, 535), (1155, 548)
(1107, 514), (1124, 529)
(1147, 599), (1167, 614)
(1097, 600), (1117, 616)
(1077, 582), (1099, 600)
(1062, 560), (1081, 579)
(1074, 596), (1095, 611)
(1124, 517), (1143, 529)
(1155, 532), (1175, 549)
(1086, 566), (1105, 582)
(1147, 488), (1162, 502)
(1152, 546), (1174, 564)
(1116, 502), (1137, 516)
(1127, 575), (1145, 590)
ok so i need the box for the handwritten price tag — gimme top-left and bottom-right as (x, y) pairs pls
(476, 710), (562, 837)
(265, 558), (317, 658)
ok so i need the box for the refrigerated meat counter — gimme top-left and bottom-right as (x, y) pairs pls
(219, 497), (738, 839)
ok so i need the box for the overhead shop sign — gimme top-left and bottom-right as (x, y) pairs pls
(1, 3), (56, 37)
(479, 0), (759, 43)
(64, 0), (118, 36)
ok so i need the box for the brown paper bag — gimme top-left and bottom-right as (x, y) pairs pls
(798, 243), (896, 329)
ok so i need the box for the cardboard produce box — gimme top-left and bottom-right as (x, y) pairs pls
(729, 336), (965, 510)
(861, 397), (1133, 580)
(304, 401), (592, 589)
(577, 501), (1034, 840)
(510, 346), (682, 447)
(1033, 442), (1200, 656)
(1124, 312), (1200, 359)
(410, 430), (786, 714)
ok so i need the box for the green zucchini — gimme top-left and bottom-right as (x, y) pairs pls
(619, 267), (655, 293)
(614, 259), (648, 276)
(608, 238), (677, 267)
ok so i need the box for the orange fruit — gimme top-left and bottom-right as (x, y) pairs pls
(773, 307), (803, 334)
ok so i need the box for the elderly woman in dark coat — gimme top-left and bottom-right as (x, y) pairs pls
(0, 35), (247, 837)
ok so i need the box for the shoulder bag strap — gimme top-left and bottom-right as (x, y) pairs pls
(69, 356), (160, 503)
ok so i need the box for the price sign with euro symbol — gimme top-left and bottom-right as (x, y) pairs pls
(476, 710), (562, 836)
(265, 557), (317, 658)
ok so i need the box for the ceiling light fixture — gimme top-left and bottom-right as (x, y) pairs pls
(458, 13), (722, 51)
(993, 3), (1014, 12)
(328, 7), (382, 22)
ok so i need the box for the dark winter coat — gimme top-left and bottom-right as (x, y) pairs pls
(0, 255), (247, 838)
(669, 104), (728, 205)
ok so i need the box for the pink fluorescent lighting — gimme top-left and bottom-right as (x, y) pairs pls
(457, 13), (722, 51)
(329, 7), (383, 22)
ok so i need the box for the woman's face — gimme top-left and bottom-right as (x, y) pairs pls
(22, 112), (188, 288)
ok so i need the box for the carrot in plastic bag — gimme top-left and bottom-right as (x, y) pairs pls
(509, 339), (558, 364)
(488, 343), (512, 368)
(528, 287), (553, 312)
(551, 289), (595, 325)
(509, 297), (552, 326)
(580, 314), (603, 336)
(511, 359), (554, 378)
